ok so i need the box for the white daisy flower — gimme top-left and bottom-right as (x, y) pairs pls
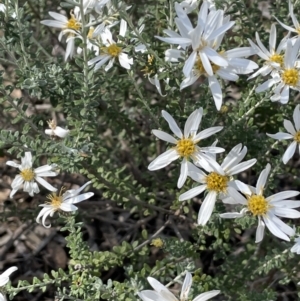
(220, 164), (300, 243)
(148, 108), (224, 188)
(275, 0), (300, 38)
(36, 181), (94, 228)
(248, 24), (289, 80)
(138, 272), (220, 301)
(180, 47), (258, 110)
(291, 236), (300, 254)
(6, 152), (58, 198)
(88, 19), (133, 71)
(0, 266), (18, 301)
(179, 144), (257, 225)
(41, 7), (83, 61)
(267, 104), (300, 164)
(156, 2), (235, 77)
(255, 38), (300, 104)
(45, 120), (70, 139)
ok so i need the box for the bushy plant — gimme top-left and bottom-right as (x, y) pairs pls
(1, 0), (300, 300)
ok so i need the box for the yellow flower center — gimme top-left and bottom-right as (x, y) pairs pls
(47, 119), (56, 130)
(294, 131), (300, 143)
(176, 138), (196, 157)
(66, 14), (81, 31)
(151, 238), (164, 248)
(195, 56), (220, 75)
(47, 188), (64, 210)
(87, 27), (95, 39)
(247, 195), (269, 216)
(20, 169), (35, 181)
(206, 172), (228, 193)
(282, 68), (299, 86)
(102, 44), (122, 57)
(269, 53), (283, 66)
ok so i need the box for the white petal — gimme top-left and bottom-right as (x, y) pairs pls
(255, 78), (276, 93)
(148, 149), (180, 170)
(161, 110), (183, 139)
(263, 214), (290, 241)
(180, 75), (200, 90)
(118, 53), (133, 69)
(256, 164), (271, 195)
(293, 104), (300, 131)
(152, 130), (177, 144)
(178, 158), (188, 189)
(184, 108), (202, 138)
(197, 191), (217, 225)
(35, 176), (57, 192)
(179, 185), (207, 201)
(180, 272), (192, 300)
(227, 186), (247, 205)
(193, 290), (220, 301)
(60, 202), (77, 211)
(147, 278), (177, 301)
(199, 51), (213, 76)
(6, 161), (20, 168)
(272, 207), (300, 218)
(284, 119), (296, 135)
(183, 51), (197, 77)
(0, 266), (18, 280)
(267, 190), (300, 202)
(208, 76), (222, 110)
(227, 159), (257, 176)
(282, 141), (297, 164)
(65, 192), (94, 204)
(219, 212), (244, 218)
(266, 132), (293, 140)
(255, 217), (265, 243)
(194, 126), (223, 141)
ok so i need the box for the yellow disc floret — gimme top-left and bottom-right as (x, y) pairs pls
(102, 44), (122, 57)
(247, 195), (269, 216)
(269, 53), (283, 66)
(282, 68), (299, 86)
(20, 169), (35, 181)
(87, 27), (95, 39)
(66, 14), (81, 31)
(151, 238), (164, 248)
(206, 172), (228, 193)
(47, 187), (64, 210)
(195, 56), (220, 75)
(176, 138), (195, 157)
(294, 131), (300, 143)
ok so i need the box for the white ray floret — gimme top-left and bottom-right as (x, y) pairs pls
(88, 19), (133, 71)
(6, 152), (59, 198)
(36, 181), (94, 228)
(179, 144), (257, 225)
(220, 164), (300, 243)
(0, 266), (18, 301)
(267, 104), (300, 164)
(138, 271), (220, 301)
(148, 108), (224, 188)
(248, 24), (289, 80)
(255, 38), (300, 104)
